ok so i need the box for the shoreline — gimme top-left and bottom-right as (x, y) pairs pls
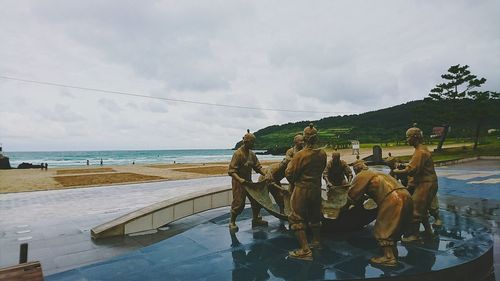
(0, 160), (279, 194)
(0, 144), (471, 194)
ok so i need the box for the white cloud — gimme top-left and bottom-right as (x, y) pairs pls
(0, 0), (499, 151)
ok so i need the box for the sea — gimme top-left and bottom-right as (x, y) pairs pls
(3, 149), (283, 168)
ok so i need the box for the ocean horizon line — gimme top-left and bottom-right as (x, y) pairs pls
(3, 148), (279, 167)
(2, 148), (235, 153)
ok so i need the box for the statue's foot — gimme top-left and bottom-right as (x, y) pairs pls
(369, 256), (397, 267)
(228, 223), (239, 232)
(310, 241), (322, 250)
(432, 218), (443, 227)
(401, 235), (421, 243)
(252, 218), (268, 228)
(288, 248), (313, 261)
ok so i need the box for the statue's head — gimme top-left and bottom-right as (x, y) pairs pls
(352, 160), (368, 174)
(303, 123), (318, 145)
(242, 129), (256, 149)
(332, 152), (341, 162)
(385, 157), (397, 169)
(406, 124), (423, 146)
(293, 134), (304, 149)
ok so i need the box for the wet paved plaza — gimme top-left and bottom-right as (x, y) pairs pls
(46, 208), (493, 281)
(0, 176), (232, 274)
(0, 160), (499, 279)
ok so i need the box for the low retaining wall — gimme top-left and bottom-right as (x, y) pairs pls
(91, 185), (232, 239)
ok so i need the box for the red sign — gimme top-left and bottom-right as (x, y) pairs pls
(432, 127), (445, 137)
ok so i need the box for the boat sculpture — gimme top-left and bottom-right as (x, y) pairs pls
(244, 181), (377, 232)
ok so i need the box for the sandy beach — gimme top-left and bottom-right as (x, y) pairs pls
(0, 144), (463, 193)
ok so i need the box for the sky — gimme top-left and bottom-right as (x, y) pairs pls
(1, 0), (499, 151)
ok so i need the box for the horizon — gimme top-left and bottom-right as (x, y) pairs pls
(0, 98), (428, 152)
(2, 148), (234, 153)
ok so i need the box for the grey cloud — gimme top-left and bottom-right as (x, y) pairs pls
(2, 1), (500, 151)
(294, 69), (391, 106)
(59, 89), (75, 98)
(268, 41), (356, 71)
(8, 96), (27, 108)
(182, 95), (268, 122)
(98, 98), (122, 112)
(39, 104), (85, 122)
(126, 102), (139, 109)
(143, 102), (168, 113)
(32, 0), (249, 92)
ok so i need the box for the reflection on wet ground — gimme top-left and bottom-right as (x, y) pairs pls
(46, 206), (493, 281)
(436, 160), (500, 278)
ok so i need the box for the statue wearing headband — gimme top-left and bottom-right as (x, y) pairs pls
(228, 130), (267, 231)
(393, 125), (440, 241)
(285, 123), (327, 260)
(259, 134), (304, 214)
(323, 152), (353, 188)
(347, 160), (413, 266)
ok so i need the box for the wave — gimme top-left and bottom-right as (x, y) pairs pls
(4, 149), (283, 167)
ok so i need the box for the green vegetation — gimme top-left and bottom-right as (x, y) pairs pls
(237, 64), (499, 152)
(396, 139), (500, 163)
(238, 99), (500, 150)
(426, 64), (499, 150)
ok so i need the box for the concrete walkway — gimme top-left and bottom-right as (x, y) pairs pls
(0, 176), (232, 274)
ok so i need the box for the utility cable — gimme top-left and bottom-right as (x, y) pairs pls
(0, 75), (354, 114)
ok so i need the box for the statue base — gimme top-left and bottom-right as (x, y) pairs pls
(47, 209), (494, 281)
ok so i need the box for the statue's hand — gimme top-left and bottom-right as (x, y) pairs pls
(238, 178), (246, 184)
(264, 173), (274, 183)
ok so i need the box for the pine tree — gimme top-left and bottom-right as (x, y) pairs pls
(427, 64), (498, 149)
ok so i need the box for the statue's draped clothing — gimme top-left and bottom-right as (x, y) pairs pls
(323, 159), (352, 186)
(405, 145), (438, 224)
(348, 170), (413, 246)
(259, 163), (285, 211)
(285, 147), (327, 231)
(228, 147), (263, 215)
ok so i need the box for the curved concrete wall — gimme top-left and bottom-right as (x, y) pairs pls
(434, 156), (500, 167)
(91, 185), (232, 239)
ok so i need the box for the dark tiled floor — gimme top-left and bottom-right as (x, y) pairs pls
(46, 208), (492, 281)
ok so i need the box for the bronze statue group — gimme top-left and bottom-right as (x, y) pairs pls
(228, 124), (440, 267)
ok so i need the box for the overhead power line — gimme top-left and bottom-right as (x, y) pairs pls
(0, 75), (354, 114)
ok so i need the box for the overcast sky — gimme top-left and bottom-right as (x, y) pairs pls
(1, 0), (499, 151)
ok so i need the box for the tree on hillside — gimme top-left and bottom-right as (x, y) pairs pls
(426, 64), (498, 150)
(428, 64), (486, 100)
(467, 90), (499, 149)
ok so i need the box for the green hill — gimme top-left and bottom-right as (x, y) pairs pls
(235, 99), (500, 150)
